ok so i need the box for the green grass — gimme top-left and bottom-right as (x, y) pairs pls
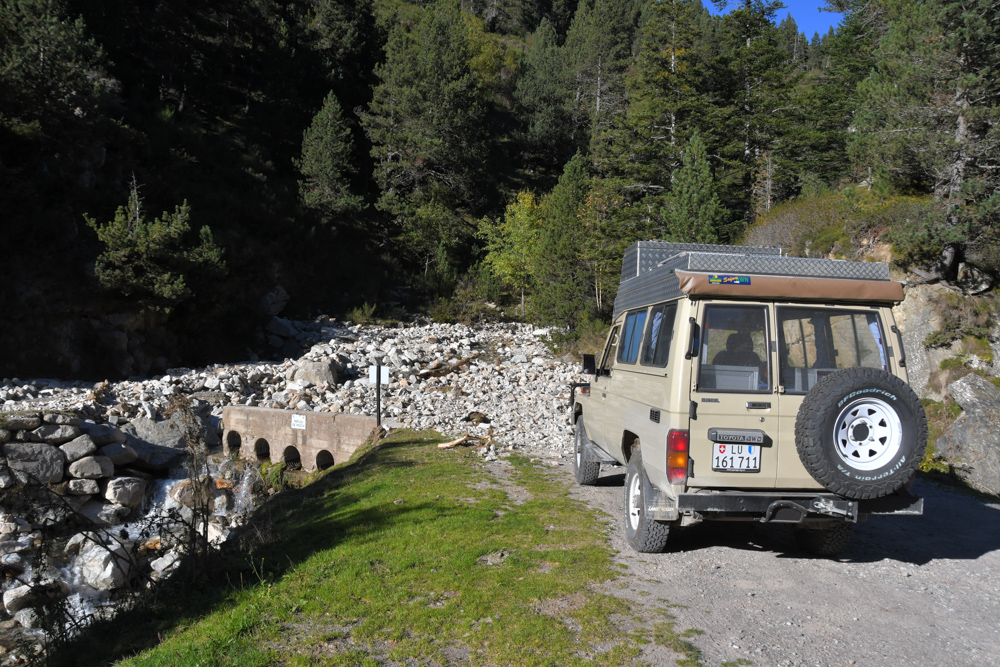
(57, 430), (697, 666)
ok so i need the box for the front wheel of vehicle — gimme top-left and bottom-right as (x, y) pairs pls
(574, 416), (601, 486)
(793, 523), (854, 557)
(624, 448), (670, 553)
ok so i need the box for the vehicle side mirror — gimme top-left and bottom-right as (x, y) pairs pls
(582, 353), (597, 375)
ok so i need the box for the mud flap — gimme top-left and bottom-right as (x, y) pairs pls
(642, 471), (678, 521)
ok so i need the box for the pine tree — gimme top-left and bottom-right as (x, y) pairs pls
(850, 0), (1000, 268)
(660, 132), (723, 242)
(598, 0), (707, 187)
(84, 180), (226, 308)
(0, 0), (115, 131)
(361, 0), (491, 274)
(515, 19), (576, 169)
(296, 92), (363, 221)
(711, 0), (795, 233)
(562, 0), (639, 158)
(531, 154), (593, 328)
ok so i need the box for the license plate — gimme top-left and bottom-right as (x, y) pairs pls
(712, 443), (760, 472)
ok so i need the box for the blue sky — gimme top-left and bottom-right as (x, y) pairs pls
(708, 0), (845, 39)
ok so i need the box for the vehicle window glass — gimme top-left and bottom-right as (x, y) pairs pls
(600, 326), (620, 372)
(640, 302), (678, 367)
(698, 305), (770, 392)
(617, 309), (648, 364)
(777, 308), (887, 393)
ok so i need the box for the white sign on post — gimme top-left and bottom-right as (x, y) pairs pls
(368, 365), (390, 385)
(290, 414), (307, 430)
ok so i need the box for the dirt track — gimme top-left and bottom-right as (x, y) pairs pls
(558, 464), (1000, 667)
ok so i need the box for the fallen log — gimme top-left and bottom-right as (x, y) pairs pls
(419, 354), (479, 379)
(438, 435), (472, 449)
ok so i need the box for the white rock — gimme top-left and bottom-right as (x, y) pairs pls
(3, 585), (35, 613)
(103, 477), (146, 508)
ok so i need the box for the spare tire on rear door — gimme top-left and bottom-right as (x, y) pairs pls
(795, 367), (927, 499)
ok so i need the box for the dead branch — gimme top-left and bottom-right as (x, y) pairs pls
(419, 354), (479, 379)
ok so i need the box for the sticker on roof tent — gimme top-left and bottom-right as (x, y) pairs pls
(708, 275), (751, 285)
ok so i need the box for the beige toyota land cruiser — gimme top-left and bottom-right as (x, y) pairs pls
(572, 242), (926, 556)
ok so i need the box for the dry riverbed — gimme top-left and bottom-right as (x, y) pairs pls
(549, 461), (1000, 667)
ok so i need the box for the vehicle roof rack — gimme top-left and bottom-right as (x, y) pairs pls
(613, 241), (896, 319)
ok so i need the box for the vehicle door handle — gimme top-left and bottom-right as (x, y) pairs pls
(746, 402), (771, 409)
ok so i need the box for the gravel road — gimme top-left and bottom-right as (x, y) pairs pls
(558, 463), (1000, 667)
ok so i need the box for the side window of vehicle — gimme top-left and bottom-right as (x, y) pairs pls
(617, 309), (648, 365)
(698, 304), (770, 392)
(599, 326), (621, 373)
(640, 301), (678, 367)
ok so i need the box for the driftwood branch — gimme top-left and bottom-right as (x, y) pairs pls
(419, 354), (479, 379)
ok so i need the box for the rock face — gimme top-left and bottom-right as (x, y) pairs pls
(892, 284), (963, 401)
(3, 442), (65, 483)
(937, 374), (1000, 495)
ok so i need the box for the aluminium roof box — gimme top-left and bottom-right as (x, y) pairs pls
(612, 242), (900, 319)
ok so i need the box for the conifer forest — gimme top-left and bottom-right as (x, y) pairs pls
(1, 0), (998, 376)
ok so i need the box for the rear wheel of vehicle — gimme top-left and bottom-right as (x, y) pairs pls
(795, 367), (927, 499)
(793, 523), (854, 557)
(574, 416), (601, 486)
(624, 448), (670, 553)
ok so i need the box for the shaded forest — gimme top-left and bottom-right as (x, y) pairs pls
(1, 0), (997, 377)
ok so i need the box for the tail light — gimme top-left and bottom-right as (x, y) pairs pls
(667, 430), (689, 485)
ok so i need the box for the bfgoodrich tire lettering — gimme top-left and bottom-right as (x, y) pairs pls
(574, 416), (600, 486)
(795, 367), (927, 500)
(623, 447), (670, 553)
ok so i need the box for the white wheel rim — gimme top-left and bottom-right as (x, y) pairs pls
(832, 397), (903, 471)
(627, 471), (642, 531)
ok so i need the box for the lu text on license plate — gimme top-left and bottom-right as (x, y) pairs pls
(712, 443), (760, 472)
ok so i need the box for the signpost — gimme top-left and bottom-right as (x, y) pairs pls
(369, 361), (390, 426)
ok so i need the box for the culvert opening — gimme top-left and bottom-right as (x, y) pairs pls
(283, 446), (302, 471)
(316, 450), (334, 471)
(254, 438), (271, 461)
(226, 431), (242, 456)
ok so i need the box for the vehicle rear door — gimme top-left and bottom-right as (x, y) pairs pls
(773, 305), (893, 488)
(688, 301), (779, 488)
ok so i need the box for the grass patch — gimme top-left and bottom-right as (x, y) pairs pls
(56, 430), (688, 666)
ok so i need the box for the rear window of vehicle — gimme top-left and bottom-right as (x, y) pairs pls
(617, 309), (647, 364)
(777, 307), (887, 394)
(640, 301), (678, 367)
(698, 304), (771, 392)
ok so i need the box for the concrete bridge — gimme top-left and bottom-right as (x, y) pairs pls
(221, 407), (377, 472)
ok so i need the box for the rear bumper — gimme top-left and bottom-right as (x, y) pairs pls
(675, 489), (923, 524)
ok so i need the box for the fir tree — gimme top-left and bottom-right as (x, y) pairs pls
(296, 92), (363, 221)
(660, 132), (723, 242)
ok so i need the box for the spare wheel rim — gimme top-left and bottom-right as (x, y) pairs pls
(832, 397), (903, 471)
(627, 471), (642, 531)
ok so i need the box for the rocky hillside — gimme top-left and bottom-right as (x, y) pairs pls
(2, 321), (580, 462)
